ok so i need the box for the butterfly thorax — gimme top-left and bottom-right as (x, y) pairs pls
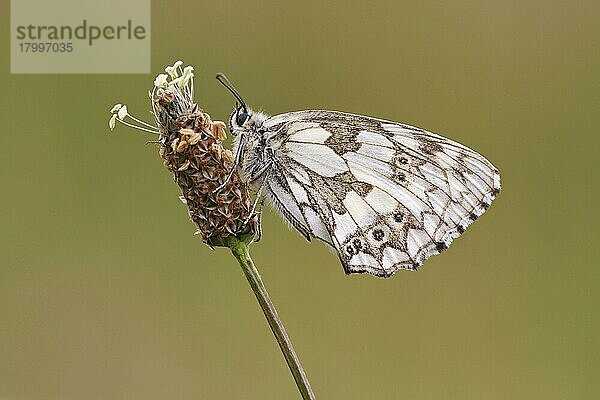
(232, 110), (281, 188)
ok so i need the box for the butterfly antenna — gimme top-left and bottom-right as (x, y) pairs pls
(216, 73), (248, 113)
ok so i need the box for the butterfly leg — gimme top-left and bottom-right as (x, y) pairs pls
(242, 183), (266, 241)
(211, 134), (247, 194)
(254, 195), (266, 242)
(241, 159), (274, 241)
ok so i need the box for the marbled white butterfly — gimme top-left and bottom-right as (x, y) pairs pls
(216, 74), (501, 278)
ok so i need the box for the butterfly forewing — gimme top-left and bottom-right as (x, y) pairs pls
(261, 110), (500, 277)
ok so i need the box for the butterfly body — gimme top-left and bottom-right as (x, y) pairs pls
(227, 107), (500, 278)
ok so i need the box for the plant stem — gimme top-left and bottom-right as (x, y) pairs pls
(228, 237), (316, 400)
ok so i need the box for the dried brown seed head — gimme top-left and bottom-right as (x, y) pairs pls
(110, 62), (258, 246)
(153, 82), (258, 246)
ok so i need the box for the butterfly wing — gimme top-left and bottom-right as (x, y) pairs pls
(261, 110), (500, 277)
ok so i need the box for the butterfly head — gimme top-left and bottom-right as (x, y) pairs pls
(216, 73), (265, 136)
(229, 103), (251, 132)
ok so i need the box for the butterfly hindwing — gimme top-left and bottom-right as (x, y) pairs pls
(260, 110), (500, 277)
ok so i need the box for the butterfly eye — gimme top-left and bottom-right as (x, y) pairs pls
(236, 110), (249, 126)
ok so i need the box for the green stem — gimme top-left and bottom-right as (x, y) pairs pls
(228, 237), (316, 400)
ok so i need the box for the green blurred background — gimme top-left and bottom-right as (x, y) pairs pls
(1, 1), (599, 399)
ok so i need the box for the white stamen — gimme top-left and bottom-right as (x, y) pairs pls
(190, 75), (194, 100)
(165, 61), (183, 79)
(181, 66), (194, 99)
(110, 60), (195, 135)
(109, 114), (117, 130)
(124, 112), (159, 130)
(176, 61), (184, 77)
(150, 85), (159, 124)
(116, 118), (159, 134)
(168, 76), (183, 88)
(154, 73), (168, 88)
(117, 105), (128, 120)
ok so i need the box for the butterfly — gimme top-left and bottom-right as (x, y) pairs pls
(215, 74), (501, 278)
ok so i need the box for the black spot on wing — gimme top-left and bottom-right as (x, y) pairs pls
(393, 211), (404, 223)
(372, 229), (385, 241)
